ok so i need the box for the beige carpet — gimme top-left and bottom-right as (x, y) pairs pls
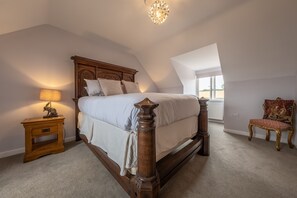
(1, 123), (297, 198)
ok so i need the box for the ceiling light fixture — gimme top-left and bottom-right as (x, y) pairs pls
(147, 0), (169, 25)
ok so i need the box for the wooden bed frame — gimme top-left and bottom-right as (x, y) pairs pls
(71, 55), (210, 198)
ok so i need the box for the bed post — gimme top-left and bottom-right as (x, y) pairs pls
(134, 98), (160, 198)
(198, 98), (209, 156)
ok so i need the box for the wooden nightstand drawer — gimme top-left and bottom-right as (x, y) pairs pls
(21, 116), (65, 162)
(31, 125), (58, 136)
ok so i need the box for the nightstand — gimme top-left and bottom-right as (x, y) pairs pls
(21, 116), (65, 162)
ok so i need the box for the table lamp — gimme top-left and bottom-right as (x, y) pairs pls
(40, 89), (61, 118)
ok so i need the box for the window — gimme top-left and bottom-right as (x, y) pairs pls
(197, 75), (224, 100)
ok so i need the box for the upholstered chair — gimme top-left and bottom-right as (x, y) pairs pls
(248, 97), (296, 151)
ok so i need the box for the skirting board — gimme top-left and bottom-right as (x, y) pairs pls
(224, 128), (288, 143)
(0, 147), (25, 159)
(64, 136), (76, 142)
(209, 119), (224, 124)
(0, 136), (76, 159)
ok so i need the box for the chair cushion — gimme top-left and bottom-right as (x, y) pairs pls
(250, 119), (292, 130)
(263, 98), (295, 124)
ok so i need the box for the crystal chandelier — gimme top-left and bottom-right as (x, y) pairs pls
(148, 0), (169, 25)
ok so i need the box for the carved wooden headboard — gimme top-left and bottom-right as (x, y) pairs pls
(71, 55), (138, 99)
(71, 55), (138, 140)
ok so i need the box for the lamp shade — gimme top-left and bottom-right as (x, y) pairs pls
(40, 89), (61, 102)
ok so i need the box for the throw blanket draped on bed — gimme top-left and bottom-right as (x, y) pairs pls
(78, 93), (200, 131)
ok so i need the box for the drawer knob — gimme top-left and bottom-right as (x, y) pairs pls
(42, 128), (50, 133)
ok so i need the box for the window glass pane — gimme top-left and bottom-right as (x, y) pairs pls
(215, 75), (224, 99)
(198, 77), (211, 99)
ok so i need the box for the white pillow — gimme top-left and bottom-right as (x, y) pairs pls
(84, 79), (102, 96)
(98, 78), (123, 96)
(122, 80), (141, 93)
(84, 86), (88, 94)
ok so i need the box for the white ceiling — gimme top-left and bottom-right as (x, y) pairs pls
(0, 0), (249, 53)
(171, 43), (221, 71)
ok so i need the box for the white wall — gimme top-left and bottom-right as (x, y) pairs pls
(158, 87), (183, 94)
(137, 0), (297, 90)
(224, 76), (297, 144)
(136, 0), (297, 144)
(171, 60), (196, 95)
(0, 25), (157, 157)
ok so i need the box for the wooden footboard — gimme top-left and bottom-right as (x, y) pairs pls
(134, 98), (160, 197)
(198, 98), (210, 156)
(78, 97), (209, 198)
(134, 97), (209, 197)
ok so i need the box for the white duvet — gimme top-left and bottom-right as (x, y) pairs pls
(78, 93), (200, 176)
(78, 93), (200, 131)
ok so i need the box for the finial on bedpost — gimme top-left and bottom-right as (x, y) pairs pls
(198, 97), (210, 156)
(134, 98), (160, 198)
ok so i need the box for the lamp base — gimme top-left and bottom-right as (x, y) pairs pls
(43, 102), (59, 118)
(43, 114), (59, 119)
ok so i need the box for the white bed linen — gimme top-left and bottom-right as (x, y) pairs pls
(78, 112), (198, 176)
(78, 93), (200, 131)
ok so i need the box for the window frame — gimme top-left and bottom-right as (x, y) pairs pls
(197, 75), (224, 101)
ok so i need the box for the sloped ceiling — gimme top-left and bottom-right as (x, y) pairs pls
(0, 0), (49, 35)
(2, 0), (295, 93)
(1, 0), (248, 52)
(171, 43), (221, 71)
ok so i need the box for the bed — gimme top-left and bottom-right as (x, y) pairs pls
(72, 55), (209, 198)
